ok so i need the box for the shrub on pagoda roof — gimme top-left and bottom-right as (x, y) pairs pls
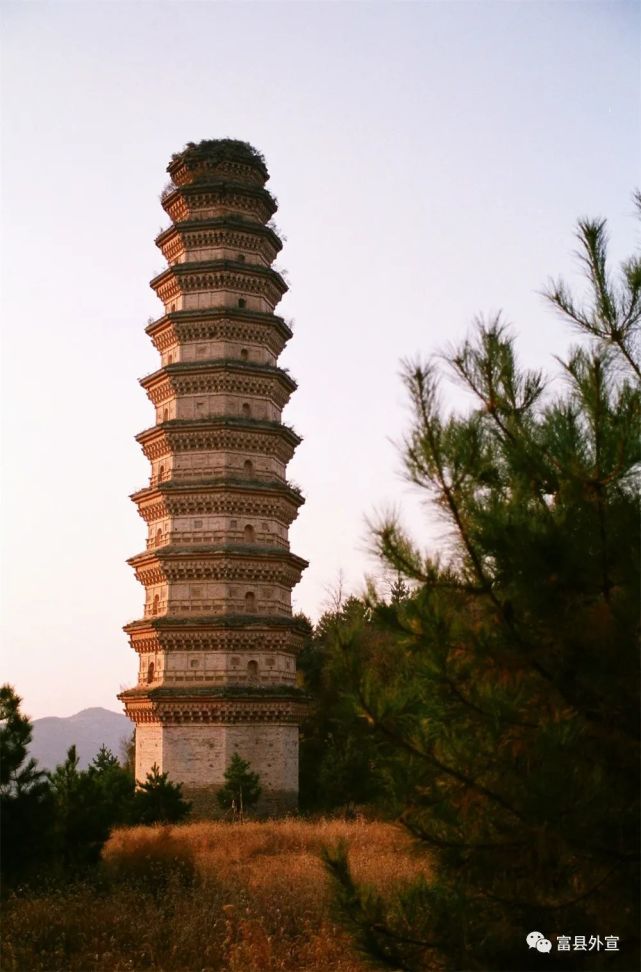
(168, 138), (266, 170)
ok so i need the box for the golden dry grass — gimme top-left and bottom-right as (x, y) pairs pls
(2, 818), (431, 972)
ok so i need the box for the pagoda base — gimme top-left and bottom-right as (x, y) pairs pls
(134, 719), (299, 817)
(182, 783), (298, 819)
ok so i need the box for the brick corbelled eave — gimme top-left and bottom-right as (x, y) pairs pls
(129, 477), (304, 510)
(161, 181), (277, 221)
(135, 416), (302, 453)
(127, 544), (309, 573)
(139, 358), (297, 396)
(149, 259), (288, 296)
(119, 694), (309, 726)
(145, 307), (292, 341)
(155, 216), (282, 253)
(123, 613), (309, 635)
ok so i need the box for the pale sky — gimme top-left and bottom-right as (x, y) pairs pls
(1, 0), (639, 719)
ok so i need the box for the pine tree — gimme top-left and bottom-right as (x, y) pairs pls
(132, 763), (191, 824)
(216, 753), (261, 817)
(49, 745), (114, 867)
(389, 572), (411, 604)
(326, 208), (640, 970)
(88, 744), (135, 826)
(298, 597), (386, 812)
(0, 685), (54, 881)
(90, 743), (120, 772)
(120, 730), (136, 776)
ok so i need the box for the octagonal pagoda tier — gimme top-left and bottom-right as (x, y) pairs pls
(150, 259), (288, 316)
(130, 477), (304, 549)
(119, 139), (308, 816)
(156, 215), (282, 263)
(140, 359), (297, 425)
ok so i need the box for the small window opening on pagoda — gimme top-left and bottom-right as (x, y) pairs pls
(155, 528), (163, 545)
(237, 253), (246, 263)
(147, 661), (155, 683)
(152, 594), (160, 615)
(238, 298), (246, 308)
(168, 354), (173, 364)
(240, 348), (249, 361)
(158, 465), (165, 482)
(247, 660), (258, 681)
(170, 303), (176, 313)
(243, 459), (253, 476)
(245, 591), (256, 612)
(163, 408), (169, 422)
(242, 402), (251, 417)
(243, 524), (255, 543)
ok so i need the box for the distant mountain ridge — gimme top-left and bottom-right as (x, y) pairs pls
(29, 707), (132, 771)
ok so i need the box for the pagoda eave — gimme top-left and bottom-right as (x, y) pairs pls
(155, 217), (282, 252)
(124, 622), (306, 655)
(120, 684), (306, 700)
(129, 477), (304, 509)
(145, 306), (291, 339)
(135, 417), (302, 450)
(123, 613), (309, 635)
(139, 359), (297, 395)
(127, 545), (308, 572)
(149, 260), (288, 295)
(119, 693), (309, 727)
(161, 182), (277, 223)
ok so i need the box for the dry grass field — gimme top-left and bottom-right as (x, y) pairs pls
(2, 818), (431, 971)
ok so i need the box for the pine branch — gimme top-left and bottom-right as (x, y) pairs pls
(355, 690), (529, 825)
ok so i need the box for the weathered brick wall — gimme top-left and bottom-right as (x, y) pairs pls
(136, 723), (299, 814)
(135, 723), (163, 781)
(161, 724), (226, 784)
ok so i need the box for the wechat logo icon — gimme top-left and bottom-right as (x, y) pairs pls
(527, 932), (553, 953)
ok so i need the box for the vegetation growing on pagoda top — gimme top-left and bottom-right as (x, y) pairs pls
(168, 138), (267, 172)
(167, 138), (269, 188)
(163, 139), (272, 204)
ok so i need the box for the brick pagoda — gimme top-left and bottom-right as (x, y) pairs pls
(119, 140), (308, 813)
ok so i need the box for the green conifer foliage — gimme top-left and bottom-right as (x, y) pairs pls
(88, 745), (135, 828)
(0, 685), (54, 881)
(49, 745), (114, 868)
(298, 597), (386, 812)
(326, 209), (640, 970)
(132, 764), (191, 824)
(217, 753), (261, 816)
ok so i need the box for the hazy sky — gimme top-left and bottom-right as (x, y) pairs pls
(1, 0), (639, 719)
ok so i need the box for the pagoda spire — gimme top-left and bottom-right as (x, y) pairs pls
(119, 139), (307, 814)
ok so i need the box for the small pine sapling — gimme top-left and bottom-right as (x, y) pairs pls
(217, 753), (261, 819)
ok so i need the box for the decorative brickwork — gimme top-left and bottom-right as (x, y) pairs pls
(119, 140), (307, 814)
